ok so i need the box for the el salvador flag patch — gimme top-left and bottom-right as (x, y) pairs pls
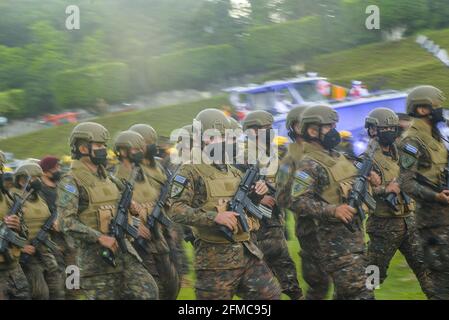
(404, 144), (418, 155)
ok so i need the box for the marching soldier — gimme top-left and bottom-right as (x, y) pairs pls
(129, 124), (182, 299)
(276, 105), (332, 300)
(56, 122), (158, 300)
(399, 86), (449, 299)
(12, 162), (64, 299)
(168, 108), (281, 300)
(0, 151), (30, 300)
(241, 110), (303, 300)
(364, 108), (431, 297)
(288, 104), (377, 300)
(113, 129), (180, 300)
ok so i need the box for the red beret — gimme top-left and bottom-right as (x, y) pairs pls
(39, 156), (60, 172)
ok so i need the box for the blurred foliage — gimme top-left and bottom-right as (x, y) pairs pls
(0, 0), (448, 118)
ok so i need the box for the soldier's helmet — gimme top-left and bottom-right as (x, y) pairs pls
(286, 105), (309, 130)
(129, 124), (158, 145)
(242, 110), (274, 131)
(228, 117), (242, 130)
(406, 85), (446, 115)
(299, 104), (338, 135)
(365, 108), (399, 128)
(69, 122), (110, 147)
(14, 162), (43, 178)
(114, 130), (146, 153)
(194, 108), (230, 135)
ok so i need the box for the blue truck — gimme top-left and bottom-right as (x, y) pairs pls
(224, 73), (407, 155)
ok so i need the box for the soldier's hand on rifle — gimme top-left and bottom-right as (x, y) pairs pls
(138, 224), (151, 240)
(368, 171), (381, 187)
(130, 201), (145, 217)
(22, 245), (36, 256)
(334, 204), (356, 224)
(260, 195), (276, 208)
(254, 180), (268, 195)
(385, 178), (400, 195)
(3, 215), (21, 231)
(98, 235), (119, 253)
(214, 211), (239, 232)
(435, 190), (449, 204)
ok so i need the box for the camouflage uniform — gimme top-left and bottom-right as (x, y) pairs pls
(56, 160), (158, 300)
(276, 142), (331, 300)
(399, 117), (449, 299)
(289, 141), (374, 300)
(168, 163), (281, 300)
(0, 190), (30, 300)
(114, 161), (180, 300)
(366, 145), (431, 296)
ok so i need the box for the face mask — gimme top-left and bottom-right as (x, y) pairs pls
(378, 130), (398, 146)
(321, 128), (341, 150)
(130, 151), (144, 165)
(145, 144), (158, 160)
(27, 179), (42, 193)
(431, 108), (445, 125)
(90, 148), (108, 167)
(50, 171), (62, 183)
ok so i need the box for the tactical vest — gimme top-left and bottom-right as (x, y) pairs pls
(403, 118), (448, 184)
(372, 148), (413, 217)
(70, 160), (120, 234)
(191, 164), (256, 243)
(0, 192), (22, 265)
(21, 193), (51, 240)
(302, 142), (357, 206)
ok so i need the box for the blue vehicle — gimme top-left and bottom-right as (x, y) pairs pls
(224, 73), (407, 155)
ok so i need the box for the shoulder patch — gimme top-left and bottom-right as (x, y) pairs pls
(170, 175), (188, 198)
(64, 184), (77, 194)
(400, 153), (417, 169)
(291, 170), (313, 198)
(403, 143), (418, 156)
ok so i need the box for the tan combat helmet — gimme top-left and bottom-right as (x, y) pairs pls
(365, 108), (399, 128)
(406, 85), (446, 115)
(299, 104), (338, 135)
(69, 122), (110, 147)
(242, 110), (274, 131)
(286, 105), (309, 130)
(114, 130), (146, 152)
(14, 162), (43, 178)
(129, 124), (158, 145)
(194, 108), (230, 135)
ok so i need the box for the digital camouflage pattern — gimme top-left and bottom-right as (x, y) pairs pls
(0, 264), (30, 300)
(288, 146), (374, 300)
(168, 163), (281, 300)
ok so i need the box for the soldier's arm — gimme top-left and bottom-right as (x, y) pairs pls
(289, 159), (336, 219)
(398, 139), (438, 201)
(275, 161), (294, 209)
(167, 166), (217, 228)
(56, 176), (102, 243)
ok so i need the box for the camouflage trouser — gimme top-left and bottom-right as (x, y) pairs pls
(51, 231), (78, 299)
(134, 244), (180, 300)
(419, 226), (449, 300)
(167, 223), (190, 277)
(256, 228), (303, 300)
(367, 215), (432, 298)
(79, 253), (159, 300)
(322, 253), (374, 300)
(195, 254), (282, 300)
(0, 264), (30, 300)
(300, 250), (330, 300)
(21, 251), (65, 300)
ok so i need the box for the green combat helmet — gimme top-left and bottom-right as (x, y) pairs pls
(299, 104), (338, 135)
(114, 130), (146, 152)
(406, 85), (446, 115)
(194, 108), (230, 134)
(69, 122), (110, 147)
(286, 106), (309, 130)
(228, 117), (242, 130)
(365, 108), (399, 128)
(14, 162), (43, 178)
(129, 124), (158, 145)
(242, 110), (274, 131)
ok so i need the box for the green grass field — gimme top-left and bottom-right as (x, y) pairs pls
(1, 27), (445, 300)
